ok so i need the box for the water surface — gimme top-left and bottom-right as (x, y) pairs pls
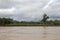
(0, 26), (60, 40)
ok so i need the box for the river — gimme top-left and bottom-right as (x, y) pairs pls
(0, 26), (60, 40)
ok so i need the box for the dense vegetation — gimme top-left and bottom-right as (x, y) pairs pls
(0, 18), (13, 24)
(0, 14), (60, 26)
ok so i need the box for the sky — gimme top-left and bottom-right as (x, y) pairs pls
(0, 0), (60, 21)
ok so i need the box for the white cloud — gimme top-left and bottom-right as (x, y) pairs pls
(43, 0), (54, 10)
(0, 7), (16, 14)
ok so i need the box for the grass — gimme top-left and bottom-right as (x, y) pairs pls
(0, 23), (60, 26)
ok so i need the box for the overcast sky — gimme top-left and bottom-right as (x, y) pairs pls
(0, 0), (60, 21)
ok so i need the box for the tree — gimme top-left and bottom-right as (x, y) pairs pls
(41, 14), (49, 22)
(0, 18), (13, 25)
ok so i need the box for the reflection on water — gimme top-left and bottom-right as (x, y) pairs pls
(0, 26), (60, 40)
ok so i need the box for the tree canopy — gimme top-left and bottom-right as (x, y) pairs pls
(0, 18), (13, 24)
(41, 14), (49, 22)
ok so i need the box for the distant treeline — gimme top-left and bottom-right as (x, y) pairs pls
(0, 14), (60, 26)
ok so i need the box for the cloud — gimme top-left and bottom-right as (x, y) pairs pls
(0, 0), (60, 21)
(0, 0), (14, 9)
(0, 7), (16, 14)
(43, 0), (54, 10)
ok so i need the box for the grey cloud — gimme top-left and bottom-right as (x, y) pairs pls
(45, 0), (60, 20)
(0, 0), (60, 21)
(0, 0), (14, 9)
(0, 14), (13, 18)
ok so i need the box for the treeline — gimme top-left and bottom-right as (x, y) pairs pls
(0, 14), (60, 26)
(0, 18), (13, 25)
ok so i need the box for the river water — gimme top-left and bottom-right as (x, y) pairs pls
(0, 26), (60, 40)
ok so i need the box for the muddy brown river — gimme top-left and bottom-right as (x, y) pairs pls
(0, 26), (60, 40)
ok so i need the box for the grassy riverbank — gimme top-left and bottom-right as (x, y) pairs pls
(0, 22), (60, 26)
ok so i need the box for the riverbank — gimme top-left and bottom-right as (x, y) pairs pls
(0, 24), (60, 26)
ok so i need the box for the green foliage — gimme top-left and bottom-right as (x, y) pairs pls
(0, 18), (13, 25)
(41, 14), (49, 22)
(53, 20), (60, 25)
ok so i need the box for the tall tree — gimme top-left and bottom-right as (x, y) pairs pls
(41, 14), (49, 22)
